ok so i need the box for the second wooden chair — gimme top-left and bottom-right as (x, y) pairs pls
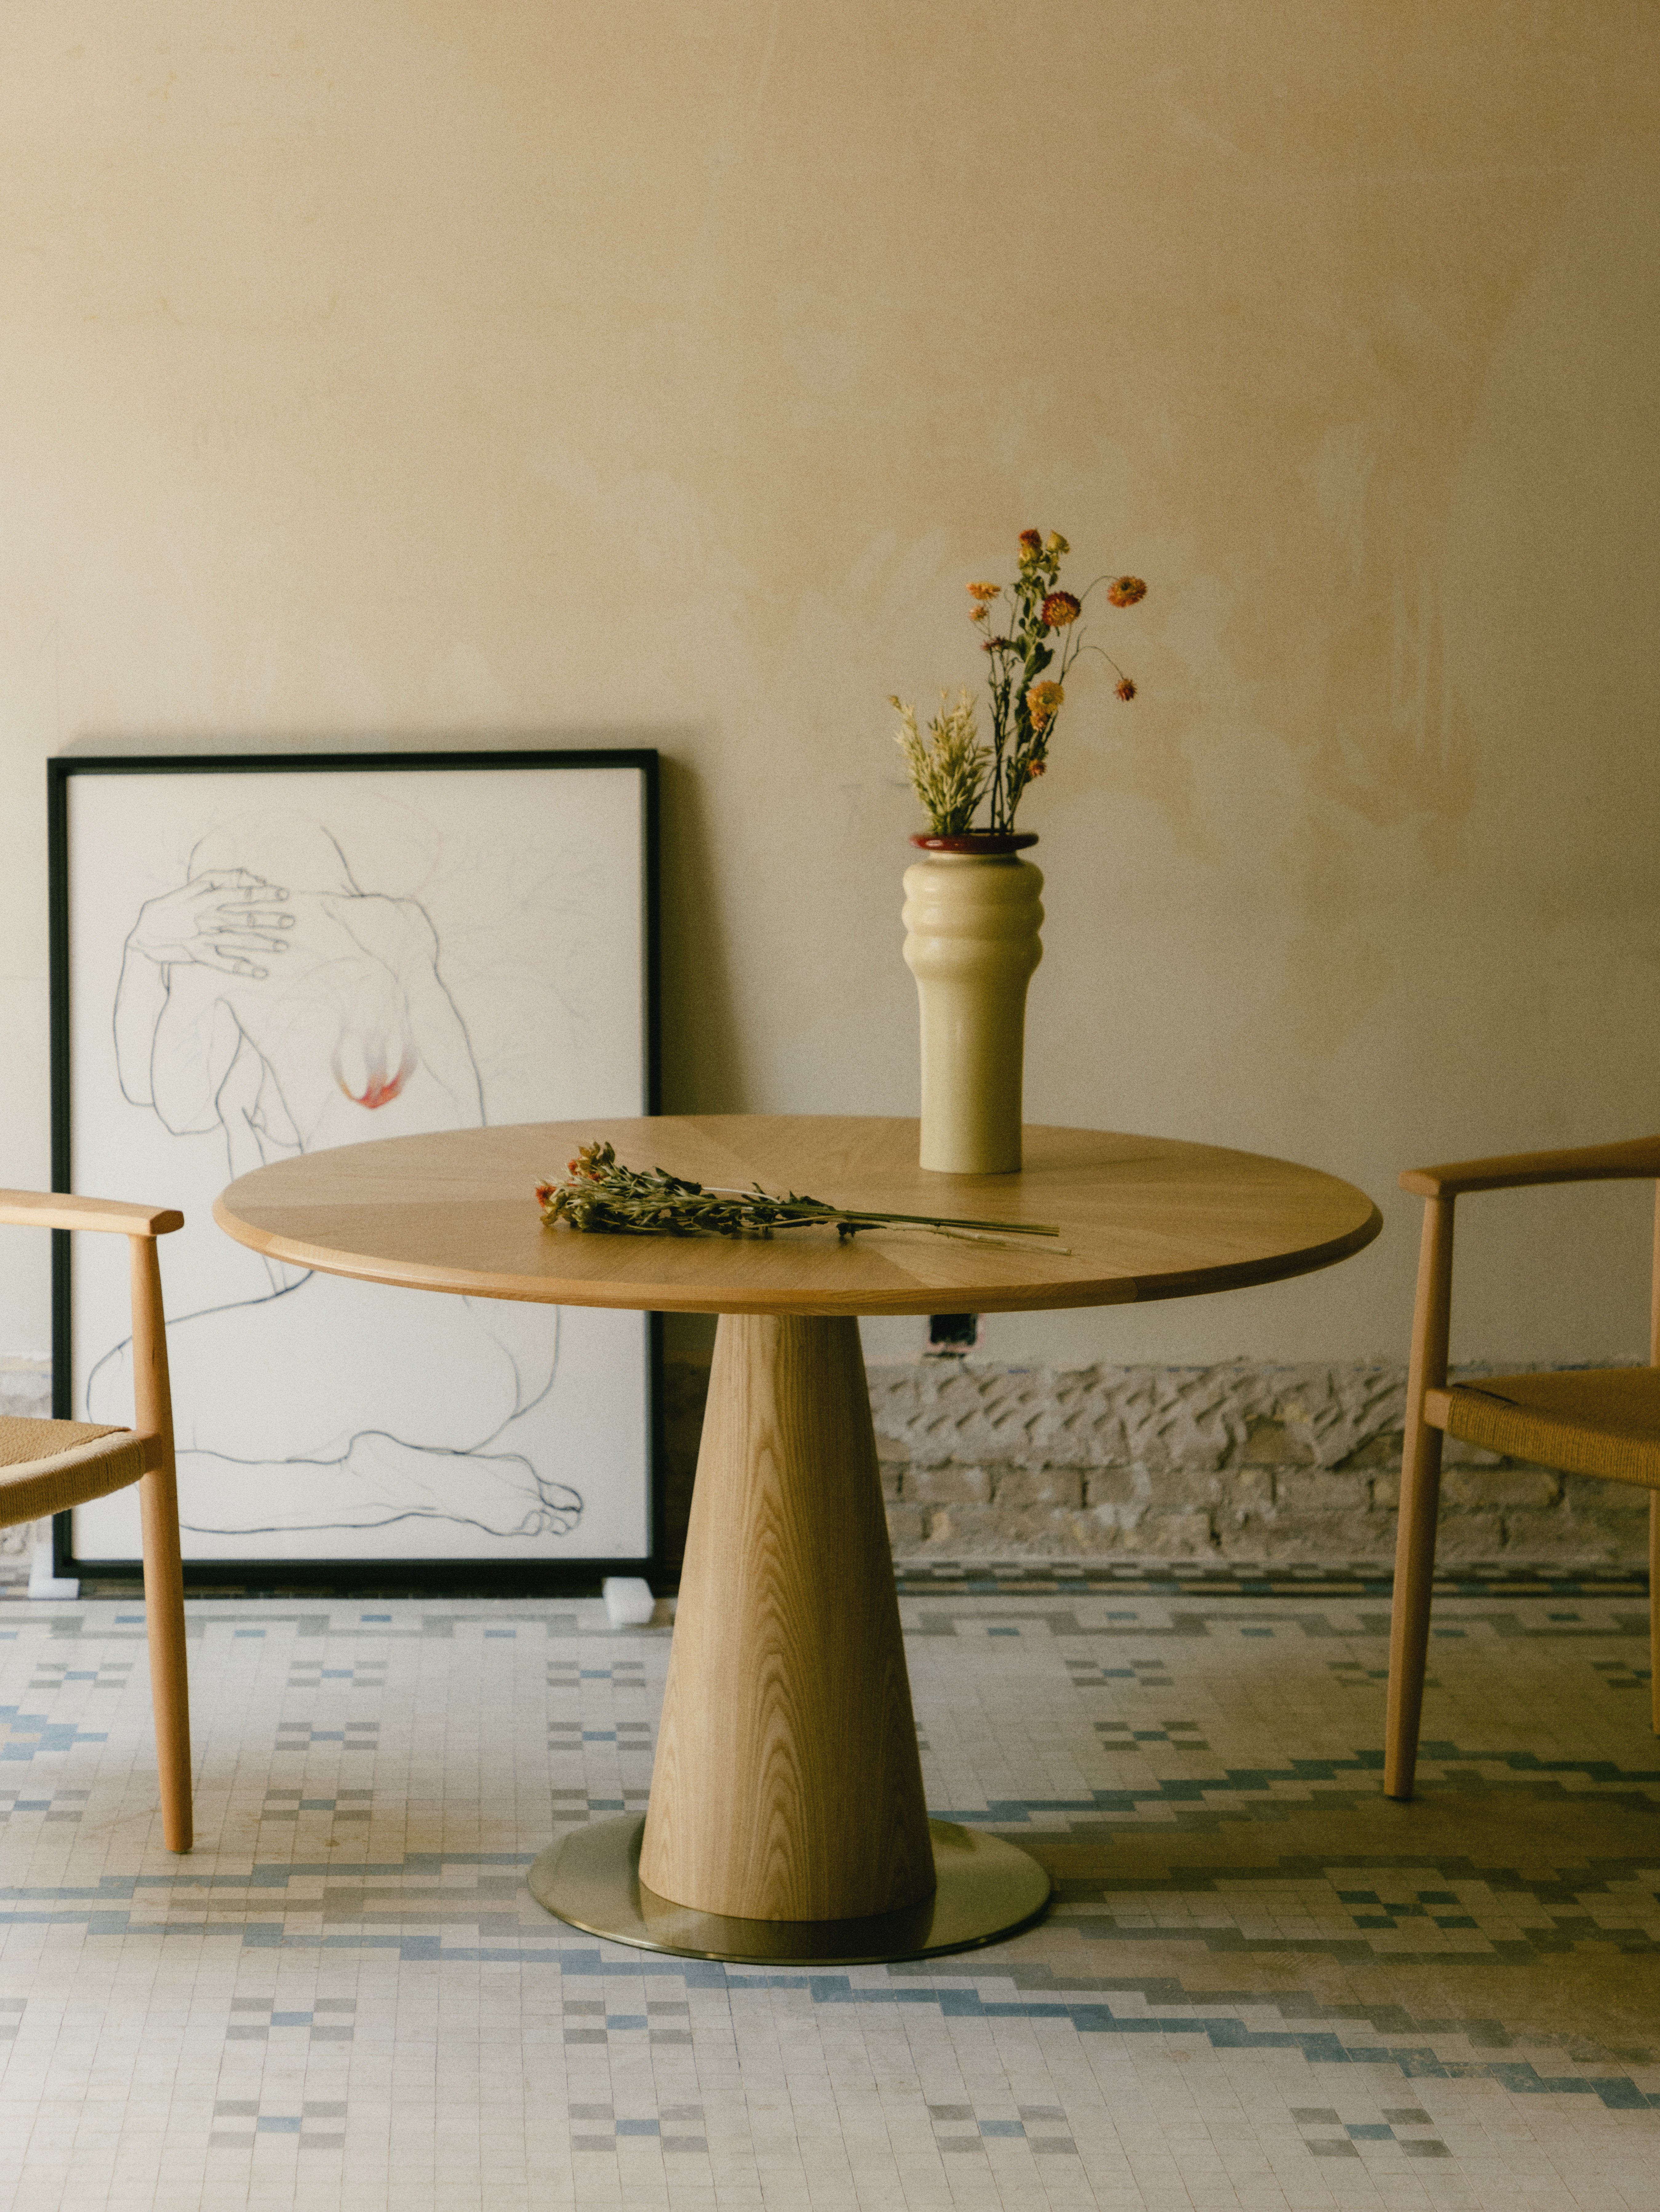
(1385, 1135), (1660, 1801)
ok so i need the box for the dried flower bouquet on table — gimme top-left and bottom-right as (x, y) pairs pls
(892, 529), (1147, 836)
(537, 1143), (1064, 1250)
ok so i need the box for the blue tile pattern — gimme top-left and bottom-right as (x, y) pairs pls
(0, 1585), (1654, 2206)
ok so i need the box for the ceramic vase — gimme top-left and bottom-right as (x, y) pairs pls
(901, 835), (1044, 1174)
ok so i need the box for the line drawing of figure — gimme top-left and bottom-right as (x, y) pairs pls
(87, 810), (581, 1544)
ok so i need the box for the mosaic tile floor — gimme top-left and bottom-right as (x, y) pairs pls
(0, 1581), (1658, 2209)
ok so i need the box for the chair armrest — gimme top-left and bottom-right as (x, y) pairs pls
(1400, 1136), (1660, 1200)
(0, 1192), (184, 1238)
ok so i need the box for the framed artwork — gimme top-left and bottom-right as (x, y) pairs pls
(47, 750), (660, 1586)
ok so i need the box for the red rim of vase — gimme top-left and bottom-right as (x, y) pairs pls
(909, 830), (1039, 854)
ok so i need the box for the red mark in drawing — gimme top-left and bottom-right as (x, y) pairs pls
(331, 1029), (420, 1110)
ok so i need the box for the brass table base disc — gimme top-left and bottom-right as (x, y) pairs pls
(528, 1817), (1051, 1966)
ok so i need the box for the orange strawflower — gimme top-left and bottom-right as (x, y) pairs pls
(1107, 575), (1147, 607)
(1026, 679), (1064, 729)
(1115, 677), (1136, 701)
(967, 582), (1001, 602)
(1018, 528), (1043, 556)
(1041, 590), (1081, 629)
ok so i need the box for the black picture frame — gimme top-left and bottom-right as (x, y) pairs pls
(47, 747), (661, 1594)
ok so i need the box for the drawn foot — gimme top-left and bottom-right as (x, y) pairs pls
(343, 1431), (581, 1539)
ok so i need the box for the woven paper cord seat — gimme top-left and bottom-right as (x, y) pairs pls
(1385, 1134), (1660, 1802)
(1443, 1368), (1660, 1490)
(0, 1415), (124, 1464)
(0, 1416), (150, 1524)
(0, 1190), (192, 1850)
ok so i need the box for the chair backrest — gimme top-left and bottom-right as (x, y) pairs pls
(1398, 1140), (1660, 1395)
(0, 1192), (183, 1445)
(0, 1193), (183, 1239)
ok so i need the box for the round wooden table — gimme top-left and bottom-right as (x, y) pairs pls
(215, 1115), (1382, 1964)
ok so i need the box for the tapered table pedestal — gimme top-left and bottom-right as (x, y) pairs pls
(529, 1311), (1050, 1961)
(216, 1114), (1382, 1966)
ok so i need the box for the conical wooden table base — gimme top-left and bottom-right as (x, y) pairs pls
(534, 1312), (1051, 1962)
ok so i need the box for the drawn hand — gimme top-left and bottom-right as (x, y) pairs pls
(126, 870), (293, 980)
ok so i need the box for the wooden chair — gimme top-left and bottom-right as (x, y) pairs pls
(1385, 1135), (1660, 1801)
(0, 1192), (192, 1851)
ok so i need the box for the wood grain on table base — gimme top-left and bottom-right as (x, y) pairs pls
(214, 1117), (1382, 1318)
(639, 1314), (933, 1922)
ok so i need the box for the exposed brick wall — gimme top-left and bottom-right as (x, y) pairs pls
(6, 1352), (1645, 1579)
(865, 1359), (1646, 1566)
(665, 1355), (1650, 1573)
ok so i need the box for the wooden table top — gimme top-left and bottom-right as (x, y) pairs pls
(212, 1117), (1383, 1318)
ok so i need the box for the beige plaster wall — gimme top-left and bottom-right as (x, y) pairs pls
(1, 3), (1657, 1372)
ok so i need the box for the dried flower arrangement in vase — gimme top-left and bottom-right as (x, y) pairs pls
(892, 531), (1146, 1173)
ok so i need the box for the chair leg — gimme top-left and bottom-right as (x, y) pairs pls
(1649, 1186), (1660, 1735)
(1385, 1196), (1454, 1801)
(138, 1455), (192, 1852)
(1385, 1418), (1445, 1799)
(128, 1233), (192, 1852)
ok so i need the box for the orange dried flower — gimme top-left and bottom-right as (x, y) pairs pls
(1026, 678), (1064, 729)
(967, 582), (1001, 602)
(1115, 677), (1136, 701)
(1041, 590), (1081, 629)
(1107, 575), (1147, 607)
(1025, 760), (1046, 781)
(1018, 528), (1043, 555)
